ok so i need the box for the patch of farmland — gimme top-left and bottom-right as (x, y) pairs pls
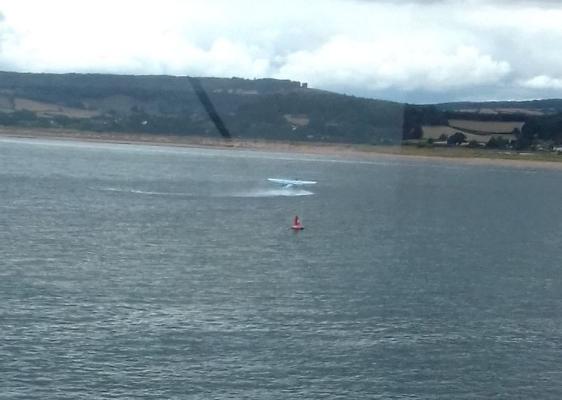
(284, 114), (310, 127)
(448, 119), (525, 134)
(14, 98), (99, 118)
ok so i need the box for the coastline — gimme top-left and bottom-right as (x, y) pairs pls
(2, 126), (562, 170)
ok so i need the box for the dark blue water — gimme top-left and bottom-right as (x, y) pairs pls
(1, 138), (561, 399)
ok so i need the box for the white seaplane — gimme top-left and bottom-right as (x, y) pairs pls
(267, 178), (317, 189)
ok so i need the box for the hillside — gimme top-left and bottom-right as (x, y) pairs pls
(405, 100), (562, 148)
(0, 71), (404, 144)
(2, 71), (562, 149)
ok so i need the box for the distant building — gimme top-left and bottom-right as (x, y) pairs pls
(301, 82), (308, 89)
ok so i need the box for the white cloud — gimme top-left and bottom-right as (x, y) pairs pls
(0, 0), (561, 101)
(520, 75), (562, 90)
(277, 38), (511, 92)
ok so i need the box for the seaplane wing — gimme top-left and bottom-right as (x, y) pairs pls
(267, 178), (317, 189)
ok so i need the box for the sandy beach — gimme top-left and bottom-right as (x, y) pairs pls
(2, 126), (562, 170)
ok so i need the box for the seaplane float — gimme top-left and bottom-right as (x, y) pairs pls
(266, 178), (317, 189)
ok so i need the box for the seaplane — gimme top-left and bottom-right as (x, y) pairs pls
(267, 178), (317, 189)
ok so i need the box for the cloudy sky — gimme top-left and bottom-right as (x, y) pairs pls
(0, 0), (561, 103)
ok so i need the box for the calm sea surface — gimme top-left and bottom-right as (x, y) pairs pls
(1, 138), (561, 399)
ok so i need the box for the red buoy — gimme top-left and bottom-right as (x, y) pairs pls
(291, 215), (304, 230)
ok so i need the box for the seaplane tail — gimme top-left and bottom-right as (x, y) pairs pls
(267, 178), (317, 189)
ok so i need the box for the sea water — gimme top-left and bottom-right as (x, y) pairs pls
(1, 138), (561, 399)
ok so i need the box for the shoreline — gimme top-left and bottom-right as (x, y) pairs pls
(2, 127), (562, 170)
